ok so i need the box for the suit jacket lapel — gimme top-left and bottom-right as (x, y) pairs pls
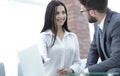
(102, 8), (113, 58)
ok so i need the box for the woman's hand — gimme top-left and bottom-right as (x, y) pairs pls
(57, 68), (74, 75)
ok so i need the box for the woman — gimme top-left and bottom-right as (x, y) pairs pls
(39, 1), (81, 76)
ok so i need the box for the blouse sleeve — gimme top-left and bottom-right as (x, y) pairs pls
(70, 34), (81, 73)
(38, 33), (50, 63)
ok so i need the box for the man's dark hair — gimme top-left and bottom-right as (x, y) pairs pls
(79, 0), (108, 13)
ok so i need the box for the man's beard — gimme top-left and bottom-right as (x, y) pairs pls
(88, 14), (97, 23)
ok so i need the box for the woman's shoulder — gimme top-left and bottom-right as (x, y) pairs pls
(65, 31), (78, 38)
(40, 29), (52, 36)
(39, 29), (53, 39)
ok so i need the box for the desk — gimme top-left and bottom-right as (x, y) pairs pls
(56, 72), (119, 76)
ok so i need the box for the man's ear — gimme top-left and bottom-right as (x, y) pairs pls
(89, 9), (96, 16)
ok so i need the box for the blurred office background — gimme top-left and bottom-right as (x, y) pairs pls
(0, 0), (120, 76)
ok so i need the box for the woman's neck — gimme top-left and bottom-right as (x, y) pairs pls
(57, 27), (64, 33)
(57, 28), (65, 40)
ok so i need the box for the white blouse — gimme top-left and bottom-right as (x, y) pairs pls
(38, 29), (81, 76)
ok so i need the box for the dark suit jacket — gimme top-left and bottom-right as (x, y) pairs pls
(86, 8), (120, 72)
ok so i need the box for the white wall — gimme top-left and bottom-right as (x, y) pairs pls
(108, 0), (120, 12)
(0, 0), (50, 76)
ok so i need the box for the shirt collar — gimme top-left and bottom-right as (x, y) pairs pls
(44, 29), (72, 37)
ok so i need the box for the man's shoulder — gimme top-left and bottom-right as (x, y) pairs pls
(111, 11), (120, 21)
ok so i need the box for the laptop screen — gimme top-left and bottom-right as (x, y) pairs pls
(17, 45), (45, 76)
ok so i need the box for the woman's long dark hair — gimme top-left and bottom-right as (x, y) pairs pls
(41, 1), (70, 47)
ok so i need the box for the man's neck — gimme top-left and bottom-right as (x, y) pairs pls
(97, 13), (106, 24)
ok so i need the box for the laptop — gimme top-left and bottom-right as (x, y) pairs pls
(17, 45), (45, 76)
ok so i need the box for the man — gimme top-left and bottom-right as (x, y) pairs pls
(79, 0), (120, 76)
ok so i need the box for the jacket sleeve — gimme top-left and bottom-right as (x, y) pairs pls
(86, 24), (99, 68)
(88, 21), (120, 72)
